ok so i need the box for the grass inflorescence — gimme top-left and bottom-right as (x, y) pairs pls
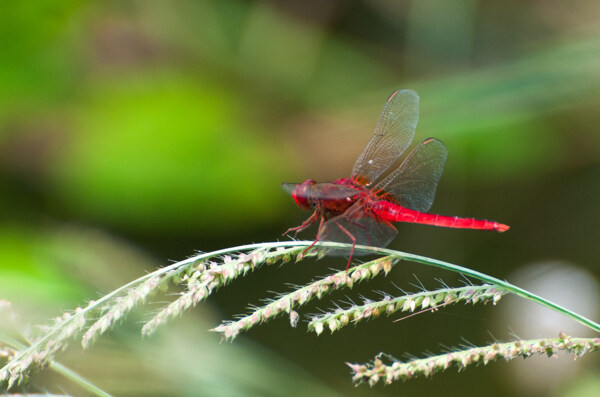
(347, 334), (600, 386)
(210, 256), (396, 340)
(0, 241), (599, 392)
(308, 284), (506, 335)
(0, 244), (307, 390)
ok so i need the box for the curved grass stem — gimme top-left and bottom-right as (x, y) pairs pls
(1, 240), (597, 391)
(0, 243), (304, 388)
(317, 241), (600, 334)
(247, 241), (600, 334)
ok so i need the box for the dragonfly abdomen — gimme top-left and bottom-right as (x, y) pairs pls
(372, 201), (509, 232)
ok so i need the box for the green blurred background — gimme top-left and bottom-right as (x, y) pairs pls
(1, 1), (599, 396)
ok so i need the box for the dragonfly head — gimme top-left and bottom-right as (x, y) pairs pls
(284, 179), (317, 211)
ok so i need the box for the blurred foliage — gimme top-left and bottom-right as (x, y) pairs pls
(0, 0), (599, 396)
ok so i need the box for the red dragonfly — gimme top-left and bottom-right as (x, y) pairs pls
(283, 89), (509, 267)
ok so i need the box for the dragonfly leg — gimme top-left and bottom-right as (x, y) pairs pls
(283, 211), (318, 237)
(332, 221), (356, 274)
(300, 215), (326, 258)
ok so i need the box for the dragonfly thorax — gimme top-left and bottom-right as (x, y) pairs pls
(289, 178), (368, 216)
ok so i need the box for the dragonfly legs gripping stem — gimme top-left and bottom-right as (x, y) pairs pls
(299, 215), (326, 259)
(332, 220), (356, 274)
(283, 211), (318, 237)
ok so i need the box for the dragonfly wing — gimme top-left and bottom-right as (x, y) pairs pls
(318, 202), (398, 255)
(352, 90), (419, 185)
(282, 182), (302, 195)
(374, 138), (448, 212)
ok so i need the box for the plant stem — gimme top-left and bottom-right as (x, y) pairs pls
(0, 331), (112, 397)
(258, 241), (600, 334)
(319, 241), (600, 334)
(3, 240), (597, 391)
(383, 248), (600, 333)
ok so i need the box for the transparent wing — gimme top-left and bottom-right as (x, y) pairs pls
(318, 202), (398, 255)
(351, 89), (419, 185)
(374, 138), (448, 212)
(282, 182), (358, 200)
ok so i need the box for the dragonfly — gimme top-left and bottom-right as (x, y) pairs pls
(282, 89), (509, 269)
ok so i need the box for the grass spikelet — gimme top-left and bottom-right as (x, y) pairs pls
(82, 274), (162, 348)
(308, 284), (505, 335)
(347, 334), (600, 385)
(0, 308), (88, 388)
(142, 248), (303, 336)
(0, 243), (305, 388)
(210, 256), (398, 340)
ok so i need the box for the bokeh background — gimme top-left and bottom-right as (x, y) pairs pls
(1, 1), (600, 396)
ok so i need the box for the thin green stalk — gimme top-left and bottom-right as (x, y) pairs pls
(313, 241), (600, 334)
(249, 241), (600, 334)
(162, 240), (600, 335)
(0, 243), (304, 388)
(0, 331), (112, 397)
(180, 241), (599, 334)
(50, 362), (112, 397)
(2, 245), (299, 365)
